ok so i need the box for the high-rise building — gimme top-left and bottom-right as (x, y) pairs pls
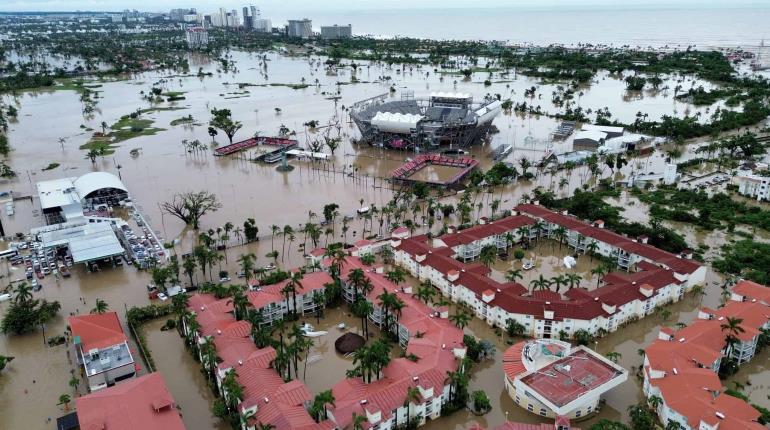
(253, 18), (272, 32)
(250, 5), (259, 19)
(287, 19), (312, 38)
(227, 9), (240, 27)
(320, 24), (352, 39)
(186, 27), (209, 48)
(169, 8), (195, 22)
(242, 6), (252, 28)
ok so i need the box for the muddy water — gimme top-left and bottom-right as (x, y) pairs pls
(0, 50), (762, 429)
(408, 164), (467, 183)
(294, 306), (384, 396)
(489, 241), (601, 290)
(143, 318), (228, 430)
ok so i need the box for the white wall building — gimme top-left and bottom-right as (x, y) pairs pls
(287, 19), (312, 38)
(737, 171), (770, 201)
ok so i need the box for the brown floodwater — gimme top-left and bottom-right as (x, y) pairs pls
(143, 318), (228, 430)
(0, 50), (765, 430)
(408, 164), (467, 183)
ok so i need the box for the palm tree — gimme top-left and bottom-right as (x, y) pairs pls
(68, 375), (79, 394)
(351, 413), (367, 430)
(281, 225), (293, 261)
(415, 284), (436, 304)
(529, 274), (551, 292)
(227, 287), (251, 320)
(586, 241), (599, 259)
(311, 390), (335, 421)
(183, 257), (197, 287)
(551, 275), (567, 292)
(237, 253), (256, 284)
(90, 298), (109, 314)
(517, 226), (531, 244)
(479, 244), (497, 267)
(12, 282), (33, 304)
(553, 226), (568, 248)
(404, 386), (421, 428)
(353, 299), (374, 338)
(565, 273), (582, 290)
(265, 224), (278, 251)
(506, 268), (524, 283)
(648, 394), (663, 409)
(385, 267), (406, 286)
(591, 266), (608, 288)
(720, 316), (745, 360)
(377, 291), (397, 334)
(201, 337), (218, 382)
(58, 394), (72, 411)
(450, 310), (471, 330)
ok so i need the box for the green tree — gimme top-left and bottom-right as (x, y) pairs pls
(90, 298), (109, 314)
(162, 191), (222, 230)
(0, 355), (15, 372)
(450, 310), (471, 330)
(589, 420), (630, 430)
(209, 108), (242, 144)
(58, 394), (72, 411)
(506, 319), (526, 337)
(479, 244), (498, 268)
(404, 386), (421, 428)
(472, 389), (492, 413)
(628, 403), (656, 430)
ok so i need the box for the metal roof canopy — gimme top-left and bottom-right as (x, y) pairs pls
(40, 222), (123, 264)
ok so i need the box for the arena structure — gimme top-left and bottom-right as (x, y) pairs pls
(391, 154), (479, 187)
(351, 91), (502, 149)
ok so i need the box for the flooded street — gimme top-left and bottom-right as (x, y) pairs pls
(1, 49), (768, 430)
(144, 318), (228, 430)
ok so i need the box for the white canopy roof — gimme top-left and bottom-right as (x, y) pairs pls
(73, 172), (127, 199)
(574, 130), (607, 143)
(581, 124), (624, 134)
(371, 112), (423, 133)
(430, 91), (472, 100)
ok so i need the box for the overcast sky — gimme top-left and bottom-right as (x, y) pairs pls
(1, 0), (768, 13)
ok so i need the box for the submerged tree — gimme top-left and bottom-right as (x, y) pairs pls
(209, 108), (242, 144)
(162, 191), (222, 230)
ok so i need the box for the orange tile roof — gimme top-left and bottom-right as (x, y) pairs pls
(645, 284), (770, 430)
(69, 312), (127, 351)
(75, 373), (185, 430)
(733, 280), (770, 303)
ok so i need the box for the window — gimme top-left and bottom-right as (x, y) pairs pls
(539, 408), (547, 416)
(527, 404), (534, 412)
(576, 410), (582, 418)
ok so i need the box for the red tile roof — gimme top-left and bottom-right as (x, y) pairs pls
(437, 215), (534, 247)
(645, 285), (770, 430)
(397, 234), (681, 323)
(733, 280), (770, 303)
(75, 373), (185, 430)
(515, 204), (701, 275)
(330, 256), (464, 428)
(69, 312), (127, 351)
(185, 283), (320, 430)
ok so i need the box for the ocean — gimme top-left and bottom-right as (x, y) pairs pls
(302, 5), (770, 49)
